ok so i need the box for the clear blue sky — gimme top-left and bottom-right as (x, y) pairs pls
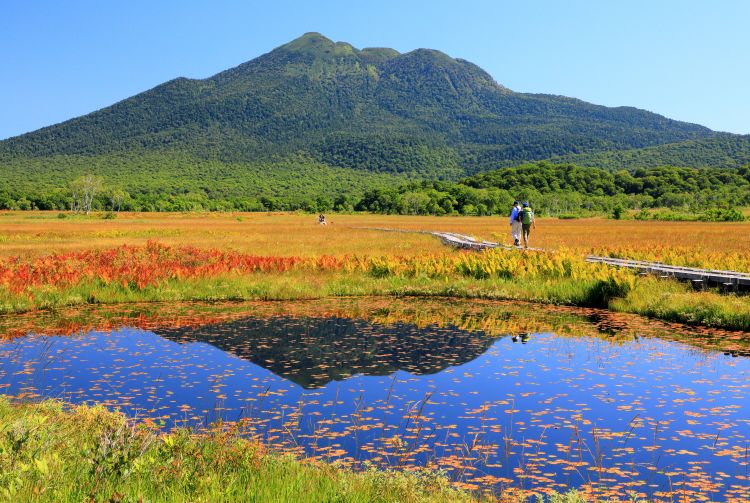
(2, 0), (749, 140)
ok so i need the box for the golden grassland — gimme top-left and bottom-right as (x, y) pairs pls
(3, 211), (750, 261)
(0, 211), (749, 330)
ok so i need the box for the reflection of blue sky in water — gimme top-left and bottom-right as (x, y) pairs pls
(1, 316), (749, 500)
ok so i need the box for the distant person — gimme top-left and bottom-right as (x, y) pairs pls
(520, 202), (536, 249)
(509, 200), (522, 246)
(318, 214), (327, 225)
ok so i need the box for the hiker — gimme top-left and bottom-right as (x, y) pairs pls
(509, 200), (522, 246)
(520, 202), (536, 249)
(318, 214), (327, 225)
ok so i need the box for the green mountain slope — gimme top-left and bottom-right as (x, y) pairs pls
(547, 135), (750, 170)
(1, 32), (720, 176)
(2, 32), (749, 212)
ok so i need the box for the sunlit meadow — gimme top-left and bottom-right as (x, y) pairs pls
(1, 211), (749, 329)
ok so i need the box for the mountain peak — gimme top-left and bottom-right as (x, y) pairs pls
(284, 32), (333, 47)
(277, 32), (356, 57)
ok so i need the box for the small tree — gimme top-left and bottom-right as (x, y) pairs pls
(70, 175), (104, 215)
(110, 189), (127, 212)
(399, 192), (431, 215)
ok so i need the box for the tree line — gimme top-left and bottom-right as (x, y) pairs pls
(1, 162), (749, 218)
(354, 162), (750, 217)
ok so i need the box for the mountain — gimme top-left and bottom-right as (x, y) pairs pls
(0, 33), (724, 171)
(1, 32), (747, 211)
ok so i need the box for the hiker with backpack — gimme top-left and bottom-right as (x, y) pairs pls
(509, 200), (522, 246)
(520, 202), (536, 249)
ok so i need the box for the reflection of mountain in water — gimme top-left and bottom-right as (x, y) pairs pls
(155, 317), (499, 389)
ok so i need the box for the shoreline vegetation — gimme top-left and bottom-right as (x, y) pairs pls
(0, 238), (748, 330)
(0, 398), (601, 502)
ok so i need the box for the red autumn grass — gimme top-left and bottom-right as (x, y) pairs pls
(0, 240), (633, 296)
(0, 241), (348, 293)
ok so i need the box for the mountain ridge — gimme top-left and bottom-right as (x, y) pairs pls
(1, 31), (725, 176)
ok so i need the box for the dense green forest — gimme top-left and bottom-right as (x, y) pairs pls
(1, 32), (727, 178)
(354, 162), (750, 218)
(0, 152), (403, 212)
(549, 135), (750, 170)
(2, 157), (748, 219)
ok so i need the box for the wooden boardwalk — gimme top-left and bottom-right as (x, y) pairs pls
(431, 231), (750, 291)
(585, 256), (750, 291)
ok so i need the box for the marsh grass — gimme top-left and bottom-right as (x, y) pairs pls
(1, 259), (748, 330)
(0, 212), (748, 330)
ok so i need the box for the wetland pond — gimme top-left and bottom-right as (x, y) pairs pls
(1, 298), (749, 501)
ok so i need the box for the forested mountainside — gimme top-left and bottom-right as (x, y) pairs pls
(1, 32), (720, 176)
(2, 33), (748, 212)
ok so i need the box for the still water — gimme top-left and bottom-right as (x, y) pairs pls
(1, 300), (749, 500)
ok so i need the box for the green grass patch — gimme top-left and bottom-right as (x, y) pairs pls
(612, 278), (750, 331)
(0, 397), (487, 502)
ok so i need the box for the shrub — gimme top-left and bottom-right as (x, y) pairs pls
(700, 207), (745, 222)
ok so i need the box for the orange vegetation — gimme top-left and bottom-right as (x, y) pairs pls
(0, 239), (633, 296)
(2, 212), (750, 269)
